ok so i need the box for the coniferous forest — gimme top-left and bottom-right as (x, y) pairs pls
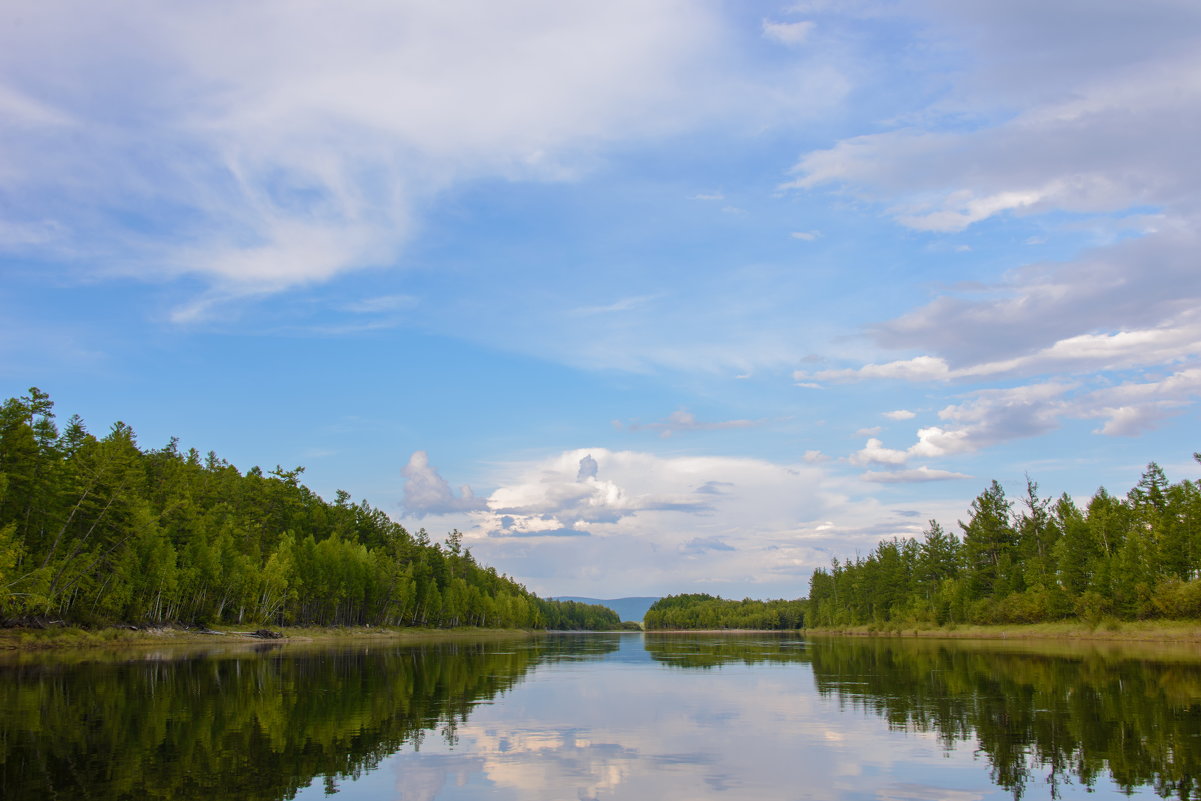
(0, 389), (618, 630)
(808, 459), (1201, 627)
(643, 593), (806, 630)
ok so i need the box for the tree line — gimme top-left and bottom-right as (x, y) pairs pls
(808, 459), (1201, 627)
(0, 388), (618, 630)
(643, 593), (806, 630)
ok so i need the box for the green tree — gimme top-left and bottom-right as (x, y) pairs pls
(960, 480), (1017, 602)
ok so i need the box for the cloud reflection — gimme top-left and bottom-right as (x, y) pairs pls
(364, 641), (988, 801)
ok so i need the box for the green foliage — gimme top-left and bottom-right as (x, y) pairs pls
(808, 460), (1201, 627)
(643, 593), (805, 630)
(536, 598), (623, 630)
(0, 389), (604, 630)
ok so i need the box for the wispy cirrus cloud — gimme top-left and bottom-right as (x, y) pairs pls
(860, 467), (972, 484)
(0, 0), (728, 318)
(614, 410), (771, 439)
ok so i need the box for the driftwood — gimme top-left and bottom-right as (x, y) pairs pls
(250, 629), (284, 639)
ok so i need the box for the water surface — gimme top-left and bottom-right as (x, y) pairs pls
(3, 633), (1200, 800)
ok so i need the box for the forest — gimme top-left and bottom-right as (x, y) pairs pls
(808, 460), (1201, 627)
(0, 388), (618, 630)
(643, 593), (806, 630)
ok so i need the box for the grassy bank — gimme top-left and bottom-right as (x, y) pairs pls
(0, 624), (538, 651)
(805, 619), (1201, 642)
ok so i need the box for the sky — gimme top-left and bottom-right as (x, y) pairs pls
(2, 0), (1199, 600)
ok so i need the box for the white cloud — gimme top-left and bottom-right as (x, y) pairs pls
(483, 449), (717, 533)
(790, 230), (821, 241)
(400, 450), (487, 518)
(433, 447), (951, 597)
(1078, 367), (1201, 436)
(882, 409), (915, 420)
(849, 438), (908, 467)
(763, 19), (816, 46)
(341, 294), (417, 314)
(812, 314), (1201, 385)
(0, 82), (73, 128)
(0, 0), (729, 314)
(804, 355), (951, 383)
(569, 295), (659, 316)
(854, 426), (882, 437)
(902, 382), (1070, 460)
(616, 410), (768, 439)
(844, 368), (1201, 464)
(778, 0), (1201, 445)
(860, 467), (972, 484)
(786, 42), (1201, 232)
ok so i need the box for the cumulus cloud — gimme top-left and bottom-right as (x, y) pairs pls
(849, 438), (909, 467)
(883, 409), (916, 420)
(485, 450), (714, 534)
(432, 447), (953, 597)
(400, 451), (488, 518)
(576, 454), (599, 482)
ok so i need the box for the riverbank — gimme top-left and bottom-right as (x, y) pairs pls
(0, 624), (539, 651)
(805, 620), (1201, 642)
(643, 628), (798, 634)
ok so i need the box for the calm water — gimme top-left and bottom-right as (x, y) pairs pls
(3, 633), (1201, 800)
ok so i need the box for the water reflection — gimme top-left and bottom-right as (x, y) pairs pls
(2, 633), (1201, 800)
(805, 637), (1201, 799)
(0, 636), (609, 801)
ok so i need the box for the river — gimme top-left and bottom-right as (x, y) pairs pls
(2, 632), (1200, 800)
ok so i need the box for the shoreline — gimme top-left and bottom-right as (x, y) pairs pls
(643, 629), (800, 634)
(637, 621), (1201, 643)
(804, 620), (1201, 642)
(0, 624), (541, 652)
(8, 620), (1201, 651)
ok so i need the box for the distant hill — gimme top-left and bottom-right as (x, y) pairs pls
(552, 597), (661, 622)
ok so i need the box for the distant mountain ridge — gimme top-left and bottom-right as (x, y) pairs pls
(551, 596), (661, 622)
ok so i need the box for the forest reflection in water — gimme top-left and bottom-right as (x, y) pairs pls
(2, 633), (1200, 800)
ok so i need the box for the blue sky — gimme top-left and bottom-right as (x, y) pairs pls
(2, 0), (1199, 598)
